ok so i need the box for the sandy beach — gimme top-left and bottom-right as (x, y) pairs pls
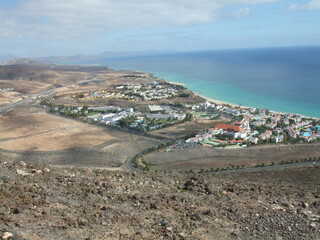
(163, 78), (298, 115)
(197, 93), (241, 108)
(163, 80), (186, 87)
(165, 79), (249, 109)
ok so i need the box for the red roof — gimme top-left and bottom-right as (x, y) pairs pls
(214, 123), (244, 132)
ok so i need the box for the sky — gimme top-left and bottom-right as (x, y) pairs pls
(0, 0), (320, 57)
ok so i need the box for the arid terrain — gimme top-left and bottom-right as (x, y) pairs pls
(0, 159), (319, 240)
(0, 62), (164, 168)
(1, 61), (320, 170)
(0, 106), (162, 168)
(144, 143), (320, 171)
(149, 118), (225, 139)
(1, 61), (320, 240)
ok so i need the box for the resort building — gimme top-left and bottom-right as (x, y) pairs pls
(273, 135), (284, 143)
(211, 123), (246, 139)
(285, 127), (297, 138)
(266, 121), (277, 129)
(260, 130), (272, 140)
(146, 113), (186, 121)
(148, 105), (164, 113)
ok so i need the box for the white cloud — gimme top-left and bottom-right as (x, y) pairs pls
(0, 0), (278, 39)
(286, 0), (320, 11)
(234, 7), (251, 18)
(219, 7), (251, 20)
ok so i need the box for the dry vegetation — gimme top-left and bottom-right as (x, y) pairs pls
(149, 119), (225, 139)
(0, 91), (24, 107)
(144, 143), (320, 171)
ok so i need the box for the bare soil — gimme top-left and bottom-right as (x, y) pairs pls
(0, 109), (114, 151)
(0, 160), (319, 240)
(0, 91), (24, 107)
(149, 119), (225, 139)
(144, 143), (320, 171)
(1, 63), (320, 239)
(0, 65), (91, 86)
(0, 80), (51, 95)
(0, 107), (162, 167)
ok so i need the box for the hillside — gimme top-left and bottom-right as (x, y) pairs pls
(0, 62), (109, 83)
(0, 65), (55, 83)
(0, 159), (319, 240)
(0, 62), (111, 99)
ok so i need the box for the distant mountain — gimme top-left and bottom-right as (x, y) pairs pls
(0, 50), (178, 65)
(100, 50), (177, 58)
(0, 58), (46, 66)
(0, 55), (18, 63)
(0, 59), (109, 75)
(33, 55), (100, 64)
(32, 50), (178, 65)
(0, 59), (109, 92)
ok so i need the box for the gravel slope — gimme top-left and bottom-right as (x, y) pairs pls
(0, 160), (319, 240)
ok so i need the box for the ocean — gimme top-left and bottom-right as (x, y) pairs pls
(76, 46), (320, 118)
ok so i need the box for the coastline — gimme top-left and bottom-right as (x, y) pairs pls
(159, 78), (241, 108)
(162, 80), (186, 87)
(194, 91), (318, 118)
(70, 63), (319, 118)
(162, 78), (253, 109)
(75, 46), (320, 118)
(196, 93), (245, 109)
(162, 76), (318, 118)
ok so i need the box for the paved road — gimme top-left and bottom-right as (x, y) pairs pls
(0, 73), (102, 115)
(125, 151), (319, 173)
(1, 80), (318, 173)
(0, 99), (25, 114)
(1, 146), (317, 173)
(0, 89), (55, 114)
(76, 74), (97, 85)
(125, 154), (142, 172)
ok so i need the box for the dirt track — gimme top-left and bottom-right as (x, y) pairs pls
(144, 143), (320, 171)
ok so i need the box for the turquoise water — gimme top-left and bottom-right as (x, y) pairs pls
(71, 46), (320, 118)
(153, 71), (320, 117)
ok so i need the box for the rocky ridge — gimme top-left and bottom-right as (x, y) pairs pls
(0, 160), (319, 240)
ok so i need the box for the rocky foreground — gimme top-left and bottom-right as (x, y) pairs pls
(0, 160), (319, 240)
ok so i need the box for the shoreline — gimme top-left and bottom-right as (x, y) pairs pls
(196, 93), (245, 109)
(164, 80), (186, 87)
(162, 79), (257, 110)
(195, 92), (318, 118)
(160, 79), (244, 108)
(76, 65), (318, 118)
(161, 76), (318, 118)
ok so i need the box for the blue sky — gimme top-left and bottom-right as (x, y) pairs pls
(0, 0), (319, 57)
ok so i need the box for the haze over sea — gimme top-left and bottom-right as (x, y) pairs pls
(82, 46), (320, 118)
